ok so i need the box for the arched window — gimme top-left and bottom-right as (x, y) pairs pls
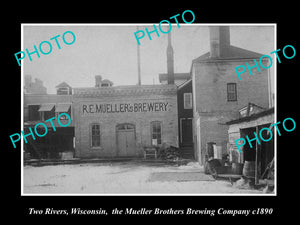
(151, 121), (162, 145)
(116, 123), (135, 131)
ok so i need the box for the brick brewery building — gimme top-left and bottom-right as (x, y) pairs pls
(72, 79), (178, 158)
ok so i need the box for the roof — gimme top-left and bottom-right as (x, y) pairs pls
(238, 102), (265, 111)
(192, 45), (264, 64)
(73, 84), (177, 97)
(159, 73), (191, 83)
(178, 79), (192, 90)
(38, 103), (55, 112)
(55, 82), (72, 88)
(55, 103), (71, 112)
(226, 108), (274, 125)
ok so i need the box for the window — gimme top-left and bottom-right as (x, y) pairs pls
(57, 87), (70, 95)
(151, 121), (162, 145)
(91, 124), (101, 148)
(28, 105), (40, 121)
(183, 93), (193, 109)
(227, 83), (237, 101)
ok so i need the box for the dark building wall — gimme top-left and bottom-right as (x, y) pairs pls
(227, 112), (274, 165)
(23, 94), (75, 159)
(177, 80), (193, 147)
(177, 81), (193, 118)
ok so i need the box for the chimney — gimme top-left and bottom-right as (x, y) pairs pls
(167, 32), (174, 84)
(95, 75), (102, 87)
(209, 26), (230, 58)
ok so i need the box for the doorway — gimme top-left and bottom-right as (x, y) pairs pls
(116, 123), (136, 157)
(240, 127), (257, 162)
(180, 118), (193, 146)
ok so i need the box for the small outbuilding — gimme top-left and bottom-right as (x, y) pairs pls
(226, 106), (275, 184)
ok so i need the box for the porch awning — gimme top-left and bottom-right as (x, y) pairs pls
(55, 103), (71, 112)
(38, 103), (55, 112)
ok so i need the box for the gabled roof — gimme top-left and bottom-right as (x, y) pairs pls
(55, 82), (72, 88)
(192, 45), (264, 64)
(226, 107), (274, 125)
(38, 103), (55, 112)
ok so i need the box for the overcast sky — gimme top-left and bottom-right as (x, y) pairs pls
(22, 24), (275, 94)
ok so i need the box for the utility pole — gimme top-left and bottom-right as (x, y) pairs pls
(167, 32), (174, 84)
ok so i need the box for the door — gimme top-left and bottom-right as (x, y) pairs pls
(125, 130), (136, 155)
(117, 130), (127, 156)
(181, 118), (193, 146)
(116, 124), (136, 156)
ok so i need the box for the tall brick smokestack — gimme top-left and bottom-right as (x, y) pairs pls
(209, 26), (230, 58)
(167, 32), (174, 84)
(95, 75), (102, 87)
(136, 26), (142, 85)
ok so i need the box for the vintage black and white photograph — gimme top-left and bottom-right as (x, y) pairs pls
(21, 24), (276, 195)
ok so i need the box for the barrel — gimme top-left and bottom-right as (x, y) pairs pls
(243, 161), (255, 178)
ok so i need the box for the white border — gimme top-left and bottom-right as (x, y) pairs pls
(21, 23), (24, 195)
(21, 23), (277, 196)
(274, 23), (277, 196)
